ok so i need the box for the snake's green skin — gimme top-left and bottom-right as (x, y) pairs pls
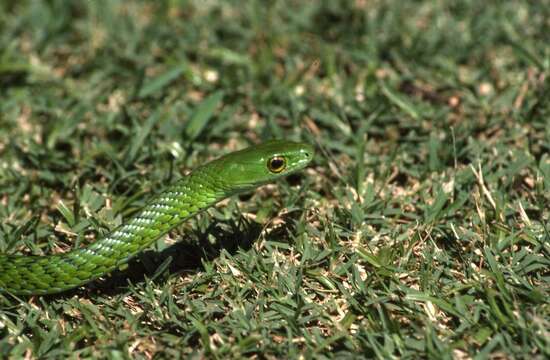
(0, 140), (313, 295)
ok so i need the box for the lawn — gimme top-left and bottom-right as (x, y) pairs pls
(0, 0), (549, 358)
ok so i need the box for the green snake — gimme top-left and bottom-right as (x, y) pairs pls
(0, 140), (313, 295)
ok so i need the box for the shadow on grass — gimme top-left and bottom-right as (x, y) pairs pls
(95, 218), (263, 296)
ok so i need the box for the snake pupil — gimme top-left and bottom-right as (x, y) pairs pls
(268, 156), (286, 173)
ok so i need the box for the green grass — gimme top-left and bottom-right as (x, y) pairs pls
(0, 0), (549, 358)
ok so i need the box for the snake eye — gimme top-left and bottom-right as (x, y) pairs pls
(267, 156), (286, 173)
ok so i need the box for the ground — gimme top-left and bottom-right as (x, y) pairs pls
(0, 0), (549, 358)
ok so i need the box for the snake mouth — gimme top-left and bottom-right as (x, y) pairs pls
(295, 144), (315, 169)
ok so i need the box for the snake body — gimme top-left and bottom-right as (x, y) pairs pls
(0, 140), (313, 295)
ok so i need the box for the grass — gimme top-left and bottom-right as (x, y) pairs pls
(0, 0), (549, 358)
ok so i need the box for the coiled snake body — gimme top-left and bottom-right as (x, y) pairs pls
(0, 140), (313, 295)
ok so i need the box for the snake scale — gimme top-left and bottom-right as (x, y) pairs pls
(0, 140), (313, 295)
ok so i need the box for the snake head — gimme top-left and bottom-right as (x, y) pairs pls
(211, 140), (314, 194)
